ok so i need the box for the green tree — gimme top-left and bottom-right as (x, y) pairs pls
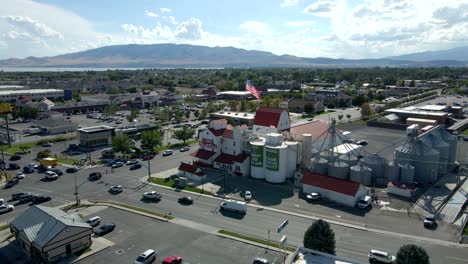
(226, 117), (236, 126)
(229, 100), (238, 111)
(37, 149), (51, 159)
(327, 102), (336, 109)
(112, 134), (135, 155)
(13, 107), (39, 119)
(173, 126), (195, 144)
(271, 97), (282, 108)
(303, 219), (336, 255)
(247, 100), (258, 112)
(184, 110), (191, 120)
(240, 100), (247, 112)
(193, 110), (200, 119)
(141, 130), (162, 150)
(304, 103), (315, 114)
(409, 80), (415, 87)
(175, 110), (185, 122)
(199, 108), (208, 120)
(72, 91), (81, 102)
(360, 103), (373, 118)
(396, 244), (429, 264)
(338, 113), (344, 120)
(103, 104), (120, 116)
(261, 96), (272, 107)
(127, 87), (137, 93)
(346, 114), (351, 121)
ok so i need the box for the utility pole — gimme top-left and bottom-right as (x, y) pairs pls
(74, 167), (80, 205)
(147, 157), (151, 182)
(5, 113), (11, 148)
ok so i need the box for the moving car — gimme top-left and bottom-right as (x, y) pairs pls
(45, 171), (59, 180)
(220, 200), (247, 214)
(130, 164), (142, 170)
(356, 140), (368, 146)
(66, 167), (78, 173)
(88, 172), (102, 181)
(9, 155), (21, 161)
(111, 161), (124, 168)
(142, 154), (155, 161)
(244, 191), (252, 201)
(142, 191), (162, 200)
(0, 204), (14, 214)
(15, 172), (25, 179)
(162, 150), (173, 156)
(109, 185), (123, 193)
(424, 214), (437, 228)
(86, 216), (101, 227)
(306, 192), (321, 201)
(127, 159), (139, 165)
(134, 249), (157, 264)
(12, 192), (31, 200)
(179, 147), (190, 152)
(357, 196), (372, 209)
(162, 256), (182, 264)
(178, 196), (193, 205)
(5, 178), (19, 188)
(368, 249), (396, 264)
(94, 223), (116, 236)
(253, 257), (271, 264)
(32, 195), (52, 205)
(41, 142), (53, 147)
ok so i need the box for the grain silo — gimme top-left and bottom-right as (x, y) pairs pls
(361, 154), (386, 185)
(386, 161), (400, 182)
(420, 130), (449, 176)
(350, 162), (372, 186)
(328, 161), (349, 179)
(311, 157), (328, 175)
(400, 163), (415, 184)
(286, 141), (299, 178)
(302, 134), (312, 169)
(438, 128), (457, 168)
(339, 154), (358, 166)
(320, 150), (339, 162)
(250, 139), (266, 179)
(264, 133), (289, 183)
(395, 140), (439, 184)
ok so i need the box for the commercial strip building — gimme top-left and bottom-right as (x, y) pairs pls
(78, 125), (115, 148)
(30, 120), (78, 135)
(0, 89), (64, 102)
(9, 206), (92, 263)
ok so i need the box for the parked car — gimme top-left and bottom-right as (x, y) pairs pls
(32, 195), (52, 205)
(0, 199), (4, 205)
(357, 196), (372, 209)
(12, 192), (31, 200)
(463, 136), (468, 142)
(130, 164), (142, 170)
(142, 191), (162, 200)
(66, 167), (78, 173)
(180, 147), (190, 152)
(134, 249), (157, 264)
(142, 154), (155, 161)
(306, 192), (321, 201)
(162, 256), (182, 264)
(127, 159), (139, 165)
(368, 249), (396, 264)
(50, 168), (63, 176)
(88, 172), (102, 181)
(18, 193), (35, 203)
(41, 142), (53, 147)
(0, 204), (14, 214)
(162, 150), (173, 156)
(86, 216), (101, 227)
(36, 164), (51, 173)
(8, 163), (20, 170)
(111, 161), (124, 168)
(356, 140), (368, 146)
(178, 196), (193, 205)
(253, 257), (271, 264)
(5, 178), (19, 188)
(424, 214), (437, 228)
(173, 124), (182, 128)
(9, 155), (21, 161)
(244, 191), (252, 201)
(94, 223), (116, 236)
(45, 171), (59, 180)
(109, 185), (123, 193)
(15, 172), (25, 179)
(23, 166), (35, 173)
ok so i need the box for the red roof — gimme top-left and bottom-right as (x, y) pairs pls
(387, 181), (417, 191)
(208, 128), (225, 137)
(301, 172), (361, 197)
(178, 162), (204, 176)
(211, 119), (227, 125)
(191, 149), (217, 160)
(253, 107), (286, 128)
(214, 153), (248, 164)
(222, 128), (233, 139)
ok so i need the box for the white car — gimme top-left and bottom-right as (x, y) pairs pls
(306, 192), (321, 201)
(127, 159), (139, 165)
(45, 171), (59, 180)
(112, 162), (124, 168)
(368, 249), (396, 264)
(0, 199), (4, 205)
(0, 204), (14, 214)
(15, 172), (25, 179)
(109, 185), (123, 193)
(244, 191), (252, 201)
(142, 191), (162, 200)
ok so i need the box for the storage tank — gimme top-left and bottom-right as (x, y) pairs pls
(361, 154), (386, 185)
(328, 161), (349, 179)
(311, 157), (328, 175)
(250, 141), (265, 179)
(320, 150), (339, 162)
(438, 128), (457, 166)
(350, 162), (372, 186)
(265, 144), (288, 183)
(395, 139), (439, 184)
(420, 131), (449, 175)
(400, 163), (415, 184)
(339, 154), (358, 166)
(286, 141), (299, 178)
(386, 161), (400, 182)
(311, 148), (320, 158)
(302, 134), (312, 169)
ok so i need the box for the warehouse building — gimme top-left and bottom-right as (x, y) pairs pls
(30, 120), (78, 135)
(0, 89), (64, 102)
(78, 125), (115, 148)
(9, 205), (92, 263)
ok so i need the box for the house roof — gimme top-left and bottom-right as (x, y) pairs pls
(18, 96), (33, 103)
(301, 172), (361, 197)
(211, 119), (228, 125)
(253, 107), (286, 128)
(178, 162), (204, 176)
(289, 120), (330, 141)
(40, 98), (54, 105)
(191, 149), (217, 160)
(208, 128), (226, 137)
(10, 205), (90, 247)
(222, 128), (234, 139)
(214, 153), (249, 164)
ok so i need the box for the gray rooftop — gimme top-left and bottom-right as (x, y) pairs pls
(78, 125), (115, 133)
(31, 119), (77, 128)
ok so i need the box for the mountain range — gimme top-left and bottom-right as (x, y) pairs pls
(1, 43), (467, 68)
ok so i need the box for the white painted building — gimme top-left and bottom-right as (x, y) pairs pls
(36, 98), (55, 112)
(253, 107), (291, 135)
(132, 90), (160, 108)
(178, 162), (206, 181)
(0, 89), (64, 102)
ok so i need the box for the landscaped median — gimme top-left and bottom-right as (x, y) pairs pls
(218, 229), (296, 252)
(155, 139), (198, 152)
(149, 177), (214, 195)
(87, 200), (175, 220)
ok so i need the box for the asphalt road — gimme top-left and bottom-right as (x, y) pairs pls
(1, 152), (467, 263)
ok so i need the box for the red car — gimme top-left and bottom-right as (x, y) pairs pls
(142, 154), (155, 161)
(162, 256), (182, 264)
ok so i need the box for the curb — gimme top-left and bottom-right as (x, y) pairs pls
(84, 200), (170, 222)
(217, 232), (293, 254)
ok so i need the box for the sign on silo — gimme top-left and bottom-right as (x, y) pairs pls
(251, 145), (263, 167)
(266, 148), (279, 171)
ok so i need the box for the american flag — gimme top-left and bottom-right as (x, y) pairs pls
(245, 80), (261, 100)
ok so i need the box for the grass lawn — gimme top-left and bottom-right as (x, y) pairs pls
(463, 223), (468, 236)
(0, 224), (9, 231)
(0, 142), (36, 155)
(91, 200), (174, 220)
(462, 129), (468, 136)
(218, 230), (295, 252)
(57, 156), (79, 165)
(149, 177), (213, 195)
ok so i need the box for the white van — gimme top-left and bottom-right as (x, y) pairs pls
(86, 216), (101, 227)
(357, 195), (372, 209)
(220, 200), (247, 213)
(134, 249), (157, 264)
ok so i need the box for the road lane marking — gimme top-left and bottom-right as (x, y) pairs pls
(446, 256), (468, 263)
(337, 248), (368, 257)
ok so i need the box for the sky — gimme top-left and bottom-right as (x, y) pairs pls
(0, 0), (467, 60)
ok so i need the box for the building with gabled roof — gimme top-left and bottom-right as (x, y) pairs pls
(10, 205), (92, 263)
(178, 162), (206, 181)
(253, 107), (290, 135)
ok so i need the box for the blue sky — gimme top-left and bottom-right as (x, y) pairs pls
(0, 0), (467, 59)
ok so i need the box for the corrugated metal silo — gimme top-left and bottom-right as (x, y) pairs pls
(438, 129), (457, 166)
(350, 162), (372, 186)
(395, 140), (439, 184)
(386, 161), (400, 182)
(400, 163), (415, 184)
(339, 154), (358, 166)
(361, 154), (386, 185)
(328, 161), (349, 179)
(320, 150), (339, 162)
(311, 157), (328, 175)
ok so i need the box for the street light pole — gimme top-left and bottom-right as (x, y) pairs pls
(147, 157), (151, 182)
(74, 166), (80, 205)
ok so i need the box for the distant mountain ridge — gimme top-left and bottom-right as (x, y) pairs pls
(1, 43), (467, 68)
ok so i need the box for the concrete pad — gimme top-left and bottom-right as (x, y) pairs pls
(69, 205), (109, 217)
(72, 237), (115, 263)
(440, 179), (468, 224)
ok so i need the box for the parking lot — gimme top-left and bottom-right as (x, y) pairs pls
(78, 207), (282, 264)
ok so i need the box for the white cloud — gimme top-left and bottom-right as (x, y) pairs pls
(2, 16), (63, 39)
(280, 0), (301, 8)
(284, 20), (315, 27)
(303, 1), (336, 17)
(160, 8), (171, 13)
(145, 10), (159, 18)
(175, 18), (204, 40)
(239, 21), (273, 36)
